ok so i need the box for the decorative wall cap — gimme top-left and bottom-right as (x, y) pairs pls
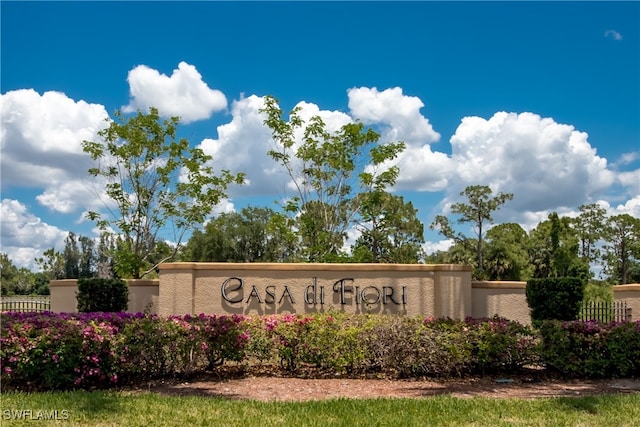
(613, 284), (640, 292)
(158, 262), (473, 272)
(50, 279), (159, 287)
(472, 281), (527, 289)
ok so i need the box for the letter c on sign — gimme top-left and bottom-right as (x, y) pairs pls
(221, 277), (244, 303)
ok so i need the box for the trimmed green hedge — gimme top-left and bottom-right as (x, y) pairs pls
(526, 277), (585, 326)
(77, 278), (129, 312)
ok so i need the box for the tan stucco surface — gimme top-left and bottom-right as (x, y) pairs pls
(158, 263), (472, 318)
(614, 284), (640, 321)
(49, 280), (79, 313)
(50, 279), (159, 313)
(48, 270), (639, 324)
(471, 281), (530, 325)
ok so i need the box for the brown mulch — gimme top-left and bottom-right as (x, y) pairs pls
(126, 370), (640, 401)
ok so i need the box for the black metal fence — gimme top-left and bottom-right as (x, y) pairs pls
(580, 301), (632, 323)
(1, 296), (51, 313)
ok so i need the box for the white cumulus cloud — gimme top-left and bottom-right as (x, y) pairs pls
(198, 95), (353, 198)
(123, 62), (227, 123)
(447, 111), (615, 214)
(348, 87), (449, 191)
(616, 169), (640, 196)
(611, 196), (640, 217)
(0, 199), (68, 270)
(0, 89), (109, 212)
(348, 86), (440, 146)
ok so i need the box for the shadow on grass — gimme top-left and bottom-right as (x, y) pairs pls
(405, 378), (640, 399)
(68, 390), (123, 415)
(549, 395), (604, 414)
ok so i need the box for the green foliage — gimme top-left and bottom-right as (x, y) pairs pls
(62, 232), (96, 279)
(582, 281), (614, 304)
(602, 214), (640, 284)
(260, 95), (408, 262)
(527, 213), (591, 281)
(5, 312), (640, 393)
(574, 203), (607, 264)
(539, 320), (640, 378)
(525, 277), (585, 326)
(430, 185), (513, 275)
(1, 253), (47, 296)
(243, 314), (537, 378)
(118, 314), (249, 379)
(82, 108), (245, 278)
(182, 207), (297, 263)
(353, 192), (425, 263)
(34, 248), (65, 280)
(76, 278), (129, 312)
(484, 223), (531, 280)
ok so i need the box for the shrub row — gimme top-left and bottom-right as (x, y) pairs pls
(538, 320), (640, 378)
(1, 312), (638, 391)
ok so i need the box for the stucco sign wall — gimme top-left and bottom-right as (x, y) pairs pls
(158, 263), (473, 319)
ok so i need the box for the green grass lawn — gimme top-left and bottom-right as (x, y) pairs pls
(2, 391), (639, 427)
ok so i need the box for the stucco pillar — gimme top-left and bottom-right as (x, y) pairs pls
(433, 268), (472, 319)
(158, 266), (195, 316)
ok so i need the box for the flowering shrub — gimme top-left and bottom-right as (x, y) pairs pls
(178, 314), (250, 369)
(0, 312), (250, 390)
(242, 314), (537, 378)
(263, 314), (315, 372)
(1, 311), (637, 391)
(464, 316), (540, 373)
(538, 319), (640, 378)
(0, 312), (135, 389)
(362, 316), (536, 378)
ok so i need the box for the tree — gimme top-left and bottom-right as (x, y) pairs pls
(1, 253), (19, 295)
(352, 192), (424, 263)
(484, 223), (531, 280)
(0, 253), (40, 296)
(96, 233), (117, 278)
(82, 108), (245, 278)
(573, 203), (606, 265)
(602, 214), (640, 284)
(261, 95), (405, 261)
(35, 248), (65, 281)
(430, 185), (513, 274)
(527, 213), (589, 280)
(61, 232), (96, 279)
(182, 206), (297, 263)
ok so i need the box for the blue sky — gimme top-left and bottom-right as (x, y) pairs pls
(1, 1), (639, 270)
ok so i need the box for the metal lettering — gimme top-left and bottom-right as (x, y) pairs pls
(304, 277), (317, 304)
(360, 286), (381, 304)
(382, 286), (400, 305)
(265, 285), (276, 304)
(246, 285), (263, 303)
(333, 278), (354, 305)
(221, 277), (243, 303)
(279, 286), (295, 304)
